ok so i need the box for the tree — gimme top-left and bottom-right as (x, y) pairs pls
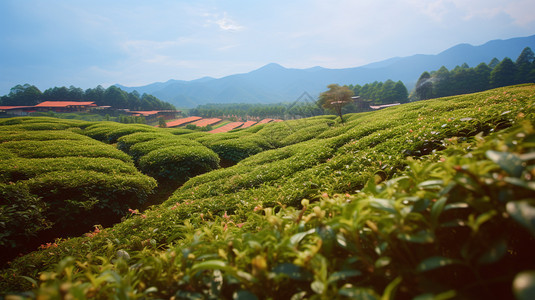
(318, 84), (354, 123)
(490, 57), (517, 88)
(489, 58), (500, 69)
(516, 47), (535, 83)
(158, 117), (167, 128)
(473, 63), (492, 91)
(2, 84), (43, 105)
(392, 81), (408, 103)
(415, 72), (433, 100)
(433, 66), (451, 97)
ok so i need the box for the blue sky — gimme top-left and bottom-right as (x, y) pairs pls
(1, 0), (534, 95)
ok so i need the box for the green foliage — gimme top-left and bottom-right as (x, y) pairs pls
(414, 47), (535, 100)
(1, 85), (535, 298)
(138, 145), (220, 182)
(1, 140), (132, 163)
(1, 84), (175, 110)
(116, 131), (175, 153)
(0, 119), (158, 264)
(353, 79), (409, 105)
(82, 122), (160, 143)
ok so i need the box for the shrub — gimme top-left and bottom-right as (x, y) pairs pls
(138, 145), (220, 182)
(105, 124), (161, 143)
(25, 170), (156, 225)
(1, 140), (132, 163)
(128, 137), (201, 163)
(0, 157), (139, 183)
(116, 132), (175, 153)
(0, 130), (91, 142)
(0, 183), (49, 253)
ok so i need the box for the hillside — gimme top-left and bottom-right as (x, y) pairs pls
(116, 35), (535, 107)
(1, 85), (535, 298)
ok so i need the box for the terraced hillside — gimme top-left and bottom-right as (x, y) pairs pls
(1, 85), (535, 299)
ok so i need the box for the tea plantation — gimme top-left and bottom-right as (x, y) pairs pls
(1, 85), (535, 299)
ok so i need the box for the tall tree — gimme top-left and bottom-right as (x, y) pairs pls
(432, 66), (451, 97)
(415, 72), (433, 100)
(516, 47), (535, 83)
(490, 57), (517, 88)
(2, 84), (42, 105)
(473, 63), (492, 92)
(489, 58), (500, 69)
(105, 86), (128, 108)
(318, 84), (354, 123)
(393, 81), (409, 103)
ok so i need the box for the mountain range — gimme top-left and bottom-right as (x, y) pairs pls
(116, 34), (535, 108)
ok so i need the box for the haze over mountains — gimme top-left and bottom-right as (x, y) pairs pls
(116, 34), (535, 108)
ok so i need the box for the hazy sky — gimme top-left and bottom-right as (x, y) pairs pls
(1, 0), (534, 95)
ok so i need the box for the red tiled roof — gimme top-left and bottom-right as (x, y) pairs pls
(209, 122), (244, 133)
(129, 110), (160, 116)
(257, 118), (273, 124)
(35, 101), (96, 107)
(191, 118), (222, 127)
(240, 121), (257, 128)
(165, 116), (203, 127)
(0, 106), (33, 110)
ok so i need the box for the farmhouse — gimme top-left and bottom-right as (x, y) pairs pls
(0, 106), (34, 116)
(128, 110), (180, 122)
(34, 101), (97, 113)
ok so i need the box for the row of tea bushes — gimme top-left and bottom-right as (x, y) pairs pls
(117, 132), (220, 182)
(0, 119), (157, 264)
(1, 85), (534, 298)
(81, 122), (161, 143)
(193, 116), (337, 164)
(3, 111), (534, 299)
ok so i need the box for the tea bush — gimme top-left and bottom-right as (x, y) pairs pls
(1, 140), (132, 163)
(3, 117), (535, 299)
(127, 137), (201, 163)
(0, 120), (158, 266)
(116, 132), (175, 153)
(1, 85), (535, 298)
(138, 145), (220, 182)
(0, 130), (90, 142)
(0, 157), (140, 183)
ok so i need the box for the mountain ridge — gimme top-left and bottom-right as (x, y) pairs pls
(115, 34), (535, 107)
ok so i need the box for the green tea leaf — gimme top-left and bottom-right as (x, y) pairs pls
(311, 280), (325, 294)
(233, 290), (259, 300)
(328, 270), (362, 284)
(486, 150), (524, 177)
(507, 201), (535, 236)
(272, 263), (312, 281)
(339, 287), (380, 299)
(290, 228), (316, 246)
(417, 256), (463, 272)
(369, 198), (397, 214)
(431, 197), (447, 229)
(398, 230), (435, 244)
(191, 260), (228, 271)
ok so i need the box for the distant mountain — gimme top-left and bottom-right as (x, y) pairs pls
(116, 34), (535, 107)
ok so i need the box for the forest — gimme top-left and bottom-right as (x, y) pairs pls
(414, 47), (535, 100)
(0, 84), (175, 111)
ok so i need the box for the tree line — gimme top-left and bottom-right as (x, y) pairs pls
(414, 47), (535, 100)
(0, 84), (175, 111)
(189, 102), (323, 120)
(349, 79), (409, 105)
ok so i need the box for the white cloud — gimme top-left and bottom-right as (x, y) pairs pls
(203, 12), (244, 31)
